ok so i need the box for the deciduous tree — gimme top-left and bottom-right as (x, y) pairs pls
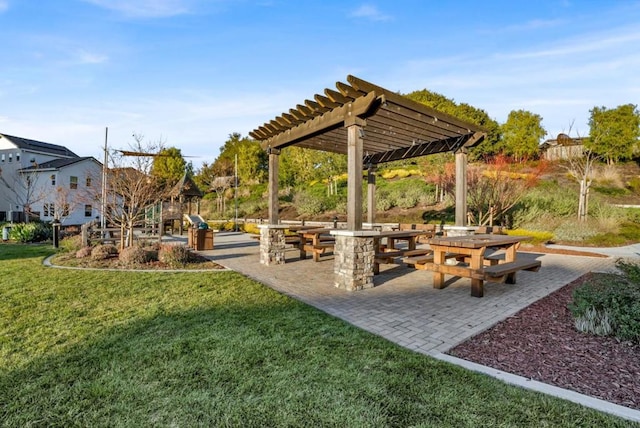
(500, 110), (547, 162)
(587, 104), (640, 164)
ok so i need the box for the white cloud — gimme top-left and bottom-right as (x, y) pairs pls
(77, 50), (109, 65)
(501, 18), (565, 32)
(82, 0), (194, 18)
(350, 4), (392, 22)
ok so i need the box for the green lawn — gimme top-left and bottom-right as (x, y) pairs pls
(0, 244), (635, 427)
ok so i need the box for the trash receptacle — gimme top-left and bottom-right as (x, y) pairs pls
(2, 226), (11, 241)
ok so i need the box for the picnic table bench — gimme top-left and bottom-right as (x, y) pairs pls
(421, 234), (542, 297)
(298, 228), (336, 262)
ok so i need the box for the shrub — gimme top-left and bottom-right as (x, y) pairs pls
(76, 246), (92, 259)
(9, 222), (52, 243)
(375, 190), (394, 211)
(59, 234), (83, 253)
(627, 176), (640, 193)
(91, 244), (118, 261)
(569, 261), (640, 343)
(505, 228), (554, 244)
(159, 244), (193, 268)
(553, 220), (599, 242)
(243, 223), (260, 235)
(119, 245), (155, 266)
(293, 190), (325, 216)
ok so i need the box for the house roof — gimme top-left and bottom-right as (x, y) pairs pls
(169, 173), (204, 198)
(0, 133), (78, 158)
(18, 156), (99, 172)
(540, 134), (588, 150)
(249, 75), (486, 165)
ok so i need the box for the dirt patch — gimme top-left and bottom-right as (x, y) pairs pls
(448, 274), (640, 410)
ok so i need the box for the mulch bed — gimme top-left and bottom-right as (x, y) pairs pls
(448, 273), (640, 410)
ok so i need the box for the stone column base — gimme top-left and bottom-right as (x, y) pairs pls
(332, 232), (376, 291)
(258, 225), (286, 265)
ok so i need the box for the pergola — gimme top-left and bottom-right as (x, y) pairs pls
(250, 75), (487, 290)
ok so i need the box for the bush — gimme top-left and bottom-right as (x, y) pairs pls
(553, 220), (599, 242)
(293, 190), (325, 216)
(76, 246), (92, 259)
(91, 244), (118, 261)
(569, 260), (640, 343)
(159, 244), (193, 268)
(505, 228), (554, 244)
(9, 222), (52, 243)
(59, 234), (83, 253)
(119, 245), (155, 266)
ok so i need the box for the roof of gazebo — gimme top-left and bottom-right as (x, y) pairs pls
(250, 75), (486, 165)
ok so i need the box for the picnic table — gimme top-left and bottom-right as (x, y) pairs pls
(373, 230), (431, 274)
(297, 228), (335, 261)
(414, 234), (542, 297)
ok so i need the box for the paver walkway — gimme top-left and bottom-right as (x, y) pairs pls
(197, 232), (618, 355)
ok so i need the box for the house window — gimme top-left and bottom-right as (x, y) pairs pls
(1, 154), (4, 162)
(62, 204), (69, 217)
(86, 176), (92, 187)
(43, 203), (54, 217)
(16, 153), (20, 162)
(84, 205), (92, 217)
(8, 154), (12, 162)
(51, 175), (56, 185)
(70, 176), (78, 190)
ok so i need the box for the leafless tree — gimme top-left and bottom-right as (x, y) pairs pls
(0, 166), (47, 222)
(88, 134), (172, 246)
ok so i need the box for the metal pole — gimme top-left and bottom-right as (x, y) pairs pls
(234, 153), (238, 232)
(101, 127), (108, 232)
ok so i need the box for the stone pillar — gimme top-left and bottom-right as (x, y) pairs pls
(332, 230), (377, 291)
(258, 225), (287, 265)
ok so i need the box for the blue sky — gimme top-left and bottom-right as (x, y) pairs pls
(1, 1), (639, 166)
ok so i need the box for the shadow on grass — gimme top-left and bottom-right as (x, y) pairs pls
(0, 242), (53, 262)
(1, 299), (630, 427)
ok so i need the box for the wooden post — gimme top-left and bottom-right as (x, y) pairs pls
(367, 164), (376, 224)
(268, 148), (280, 225)
(455, 148), (468, 226)
(346, 118), (365, 231)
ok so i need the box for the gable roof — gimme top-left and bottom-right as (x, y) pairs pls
(169, 173), (204, 198)
(18, 156), (100, 172)
(0, 133), (78, 158)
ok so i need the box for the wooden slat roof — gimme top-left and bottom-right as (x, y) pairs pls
(249, 75), (486, 165)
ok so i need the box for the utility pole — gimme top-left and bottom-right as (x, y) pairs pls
(101, 127), (108, 231)
(234, 153), (238, 232)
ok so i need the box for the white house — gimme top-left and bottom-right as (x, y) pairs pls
(0, 133), (103, 225)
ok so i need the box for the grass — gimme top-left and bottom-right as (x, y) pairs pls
(1, 244), (636, 427)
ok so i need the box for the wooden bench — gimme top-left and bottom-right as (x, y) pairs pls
(284, 236), (301, 245)
(483, 259), (542, 284)
(374, 250), (404, 274)
(374, 248), (431, 274)
(403, 252), (466, 270)
(301, 241), (335, 262)
(398, 223), (436, 243)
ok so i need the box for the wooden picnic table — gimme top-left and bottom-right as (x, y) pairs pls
(423, 234), (541, 297)
(373, 230), (430, 274)
(297, 228), (335, 262)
